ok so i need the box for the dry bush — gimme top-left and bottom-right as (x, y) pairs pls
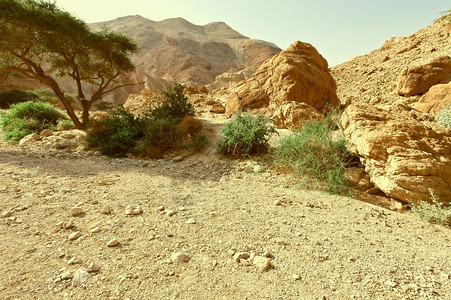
(177, 116), (203, 138)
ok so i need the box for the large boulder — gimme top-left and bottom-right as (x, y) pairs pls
(341, 104), (451, 204)
(397, 56), (451, 97)
(413, 83), (451, 116)
(272, 102), (324, 129)
(225, 41), (339, 127)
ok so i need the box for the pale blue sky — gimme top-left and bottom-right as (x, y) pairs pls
(54, 0), (449, 66)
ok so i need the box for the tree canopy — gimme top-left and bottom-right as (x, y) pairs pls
(0, 0), (139, 129)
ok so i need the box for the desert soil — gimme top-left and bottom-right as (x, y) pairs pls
(1, 113), (451, 300)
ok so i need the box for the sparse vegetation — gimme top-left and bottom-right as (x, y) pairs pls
(436, 104), (451, 128)
(1, 100), (67, 141)
(274, 113), (354, 195)
(0, 90), (40, 109)
(151, 83), (195, 122)
(217, 112), (277, 157)
(411, 189), (451, 228)
(86, 84), (205, 158)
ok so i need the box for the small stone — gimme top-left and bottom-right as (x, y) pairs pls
(99, 207), (111, 215)
(125, 204), (142, 216)
(273, 199), (282, 206)
(87, 262), (100, 273)
(1, 210), (13, 218)
(233, 252), (250, 262)
(440, 273), (449, 280)
(107, 238), (119, 247)
(89, 227), (101, 233)
(40, 129), (53, 137)
(157, 206), (165, 211)
(56, 221), (64, 229)
(70, 207), (83, 217)
(60, 271), (74, 280)
(168, 271), (175, 276)
(276, 239), (287, 245)
(227, 249), (235, 256)
(72, 269), (90, 287)
(172, 156), (184, 162)
(68, 231), (81, 241)
(171, 252), (190, 263)
(166, 210), (177, 217)
(292, 274), (301, 280)
(67, 257), (78, 265)
(253, 165), (264, 173)
(64, 221), (75, 230)
(263, 251), (273, 258)
(186, 218), (196, 224)
(253, 256), (271, 272)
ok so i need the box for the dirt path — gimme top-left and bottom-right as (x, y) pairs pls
(1, 137), (451, 300)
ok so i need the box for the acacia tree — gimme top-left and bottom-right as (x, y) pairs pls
(0, 0), (138, 129)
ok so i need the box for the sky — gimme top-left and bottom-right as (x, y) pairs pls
(53, 0), (449, 66)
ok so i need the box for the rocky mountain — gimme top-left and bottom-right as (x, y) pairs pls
(90, 15), (281, 90)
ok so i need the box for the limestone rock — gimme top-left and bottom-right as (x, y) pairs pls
(343, 168), (375, 192)
(397, 56), (451, 97)
(68, 231), (81, 241)
(19, 133), (41, 146)
(341, 104), (451, 204)
(171, 252), (190, 263)
(225, 41), (339, 128)
(272, 101), (325, 129)
(413, 83), (451, 116)
(107, 238), (120, 247)
(72, 269), (90, 287)
(210, 103), (226, 114)
(125, 204), (142, 216)
(40, 129), (53, 137)
(253, 256), (271, 272)
(70, 207), (83, 217)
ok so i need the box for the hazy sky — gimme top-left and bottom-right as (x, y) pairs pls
(53, 0), (449, 66)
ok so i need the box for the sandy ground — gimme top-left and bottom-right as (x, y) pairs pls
(1, 125), (451, 300)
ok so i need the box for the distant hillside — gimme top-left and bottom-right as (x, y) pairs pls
(90, 16), (281, 89)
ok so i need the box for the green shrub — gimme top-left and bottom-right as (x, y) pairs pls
(86, 107), (151, 157)
(436, 104), (451, 128)
(217, 112), (277, 157)
(274, 114), (354, 195)
(0, 90), (40, 109)
(411, 189), (451, 228)
(33, 89), (77, 109)
(151, 83), (194, 122)
(1, 101), (67, 141)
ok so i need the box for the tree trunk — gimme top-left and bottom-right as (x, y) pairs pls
(49, 83), (84, 129)
(81, 100), (92, 128)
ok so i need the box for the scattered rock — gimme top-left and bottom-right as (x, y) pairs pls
(99, 207), (111, 215)
(186, 218), (196, 224)
(166, 210), (177, 217)
(72, 269), (90, 287)
(233, 252), (250, 262)
(253, 256), (271, 272)
(292, 274), (301, 280)
(171, 252), (190, 263)
(61, 270), (74, 280)
(70, 207), (84, 217)
(107, 238), (120, 247)
(87, 262), (100, 273)
(125, 204), (142, 216)
(68, 231), (81, 241)
(172, 156), (184, 162)
(40, 129), (53, 137)
(1, 210), (13, 218)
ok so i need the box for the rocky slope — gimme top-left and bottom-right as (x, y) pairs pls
(331, 18), (451, 108)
